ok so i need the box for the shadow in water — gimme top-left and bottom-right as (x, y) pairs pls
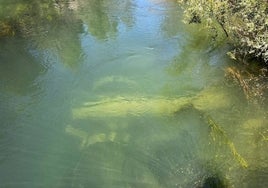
(198, 176), (225, 188)
(0, 38), (45, 95)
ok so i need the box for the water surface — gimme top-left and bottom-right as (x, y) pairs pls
(0, 0), (267, 187)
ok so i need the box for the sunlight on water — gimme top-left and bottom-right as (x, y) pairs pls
(0, 0), (267, 187)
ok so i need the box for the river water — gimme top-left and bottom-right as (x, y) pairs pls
(0, 0), (267, 187)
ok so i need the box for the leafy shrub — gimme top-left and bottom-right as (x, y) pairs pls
(178, 0), (268, 64)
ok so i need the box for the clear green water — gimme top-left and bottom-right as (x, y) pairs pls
(0, 0), (267, 187)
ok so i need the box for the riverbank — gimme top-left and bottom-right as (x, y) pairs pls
(177, 0), (268, 105)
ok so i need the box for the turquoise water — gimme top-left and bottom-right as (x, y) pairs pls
(0, 0), (267, 187)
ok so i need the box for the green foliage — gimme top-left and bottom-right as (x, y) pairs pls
(178, 0), (268, 64)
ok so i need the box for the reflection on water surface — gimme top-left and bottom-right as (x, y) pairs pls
(0, 0), (267, 187)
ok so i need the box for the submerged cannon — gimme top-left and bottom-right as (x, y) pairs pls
(67, 86), (248, 168)
(72, 87), (231, 118)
